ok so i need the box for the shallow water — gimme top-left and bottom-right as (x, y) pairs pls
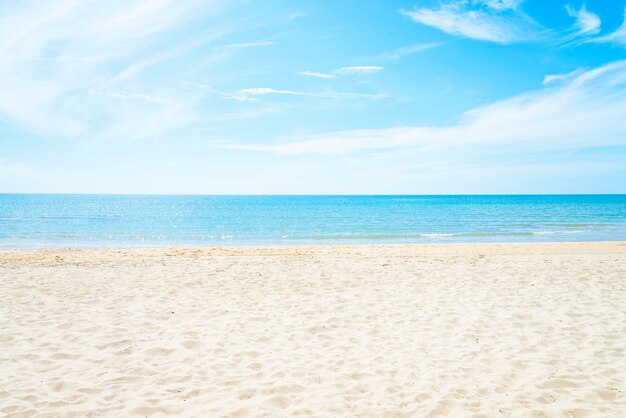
(1, 194), (625, 248)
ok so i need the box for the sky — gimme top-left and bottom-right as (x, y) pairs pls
(1, 0), (626, 194)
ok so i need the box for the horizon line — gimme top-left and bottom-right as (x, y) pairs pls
(1, 193), (625, 197)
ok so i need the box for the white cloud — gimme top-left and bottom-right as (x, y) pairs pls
(335, 66), (384, 75)
(565, 4), (601, 37)
(406, 1), (612, 48)
(371, 42), (446, 60)
(590, 8), (626, 47)
(296, 66), (384, 79)
(402, 1), (540, 44)
(219, 127), (427, 155)
(191, 83), (259, 102)
(219, 60), (626, 156)
(237, 87), (386, 101)
(474, 0), (523, 11)
(227, 94), (259, 103)
(0, 0), (227, 140)
(542, 69), (583, 85)
(203, 106), (286, 122)
(296, 70), (337, 79)
(192, 83), (386, 103)
(557, 3), (602, 47)
(93, 91), (172, 104)
(212, 41), (273, 51)
(240, 87), (304, 96)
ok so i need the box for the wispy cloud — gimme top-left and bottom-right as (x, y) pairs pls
(219, 60), (626, 156)
(402, 0), (541, 44)
(92, 91), (172, 104)
(203, 105), (287, 122)
(565, 4), (601, 37)
(557, 3), (602, 47)
(589, 8), (626, 47)
(212, 41), (273, 51)
(237, 87), (386, 101)
(335, 66), (384, 75)
(370, 42), (446, 60)
(404, 1), (618, 49)
(191, 83), (385, 103)
(297, 42), (442, 83)
(296, 66), (384, 79)
(542, 69), (584, 85)
(191, 83), (259, 102)
(0, 0), (229, 140)
(240, 87), (308, 96)
(296, 70), (337, 79)
(476, 0), (524, 11)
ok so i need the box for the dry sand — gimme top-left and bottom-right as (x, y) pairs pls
(1, 242), (625, 417)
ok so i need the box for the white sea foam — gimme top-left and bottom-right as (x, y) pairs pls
(532, 230), (584, 235)
(420, 233), (456, 238)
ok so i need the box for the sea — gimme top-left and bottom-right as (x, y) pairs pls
(0, 194), (625, 249)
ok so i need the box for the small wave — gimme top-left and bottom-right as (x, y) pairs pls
(531, 230), (584, 235)
(429, 232), (535, 237)
(307, 231), (537, 240)
(305, 229), (598, 240)
(542, 224), (603, 231)
(544, 223), (597, 228)
(309, 233), (426, 240)
(420, 233), (455, 238)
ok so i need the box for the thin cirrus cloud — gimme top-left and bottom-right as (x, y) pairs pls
(556, 4), (626, 49)
(335, 66), (384, 75)
(590, 8), (626, 47)
(0, 0), (229, 139)
(211, 41), (273, 51)
(542, 69), (583, 85)
(565, 4), (601, 36)
(237, 87), (386, 101)
(220, 60), (626, 157)
(92, 91), (172, 104)
(297, 42), (447, 81)
(401, 0), (541, 44)
(240, 87), (308, 96)
(369, 41), (446, 60)
(404, 0), (626, 49)
(297, 65), (384, 79)
(296, 70), (337, 79)
(191, 83), (385, 102)
(559, 5), (626, 48)
(477, 0), (524, 11)
(190, 83), (260, 102)
(557, 3), (601, 47)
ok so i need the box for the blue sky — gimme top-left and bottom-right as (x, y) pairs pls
(1, 0), (625, 194)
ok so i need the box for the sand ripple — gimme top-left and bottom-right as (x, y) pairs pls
(1, 243), (625, 417)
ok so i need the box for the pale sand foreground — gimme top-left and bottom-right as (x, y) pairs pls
(1, 243), (625, 417)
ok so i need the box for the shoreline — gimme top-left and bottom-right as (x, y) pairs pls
(1, 239), (625, 252)
(2, 241), (625, 416)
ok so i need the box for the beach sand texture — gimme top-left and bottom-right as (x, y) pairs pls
(1, 242), (625, 417)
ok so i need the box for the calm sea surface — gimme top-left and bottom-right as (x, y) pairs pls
(0, 194), (625, 249)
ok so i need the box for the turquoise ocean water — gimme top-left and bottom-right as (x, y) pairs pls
(0, 194), (625, 249)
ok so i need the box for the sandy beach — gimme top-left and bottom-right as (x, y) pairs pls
(1, 242), (625, 417)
